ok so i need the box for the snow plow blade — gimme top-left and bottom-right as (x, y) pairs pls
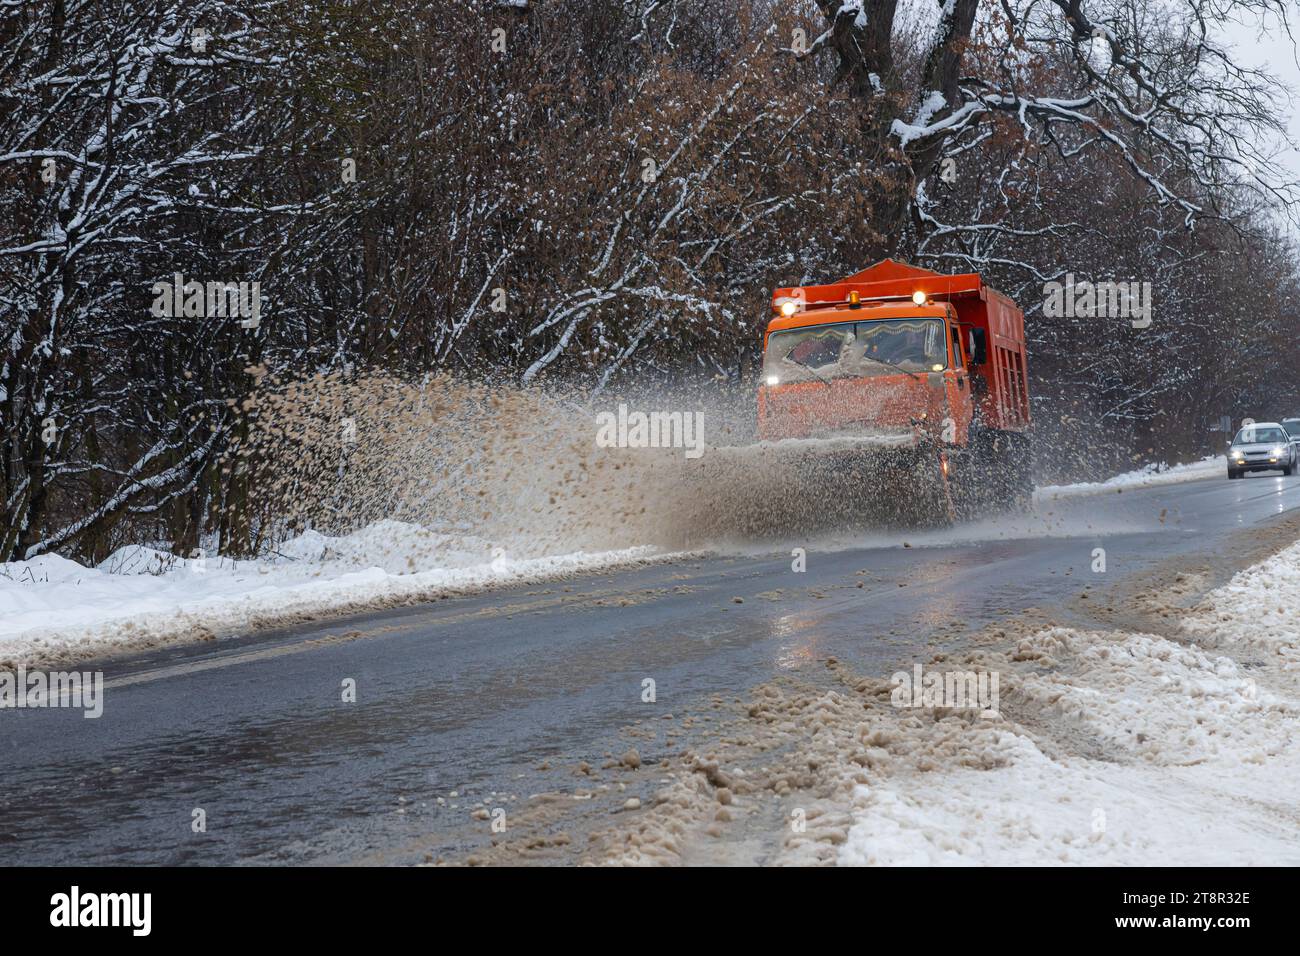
(676, 435), (955, 545)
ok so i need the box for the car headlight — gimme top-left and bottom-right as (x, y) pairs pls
(1273, 446), (1286, 456)
(1232, 449), (1245, 458)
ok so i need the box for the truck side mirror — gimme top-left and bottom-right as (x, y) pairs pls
(968, 328), (988, 365)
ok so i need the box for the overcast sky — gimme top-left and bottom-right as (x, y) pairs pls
(1218, 8), (1300, 200)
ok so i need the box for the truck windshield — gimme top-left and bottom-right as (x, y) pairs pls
(764, 319), (947, 384)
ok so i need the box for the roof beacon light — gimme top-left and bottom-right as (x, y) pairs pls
(911, 290), (927, 305)
(848, 290), (861, 306)
(778, 298), (799, 317)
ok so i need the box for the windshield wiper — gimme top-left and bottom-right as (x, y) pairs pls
(861, 354), (923, 382)
(782, 356), (834, 389)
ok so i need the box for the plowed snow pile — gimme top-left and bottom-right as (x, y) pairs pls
(833, 629), (1299, 865)
(827, 541), (1300, 865)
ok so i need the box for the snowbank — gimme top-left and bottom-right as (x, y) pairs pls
(836, 725), (1299, 865)
(838, 628), (1299, 864)
(1036, 454), (1224, 500)
(0, 520), (657, 669)
(1182, 536), (1300, 665)
(832, 543), (1300, 866)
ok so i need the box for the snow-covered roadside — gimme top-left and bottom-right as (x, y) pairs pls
(1036, 454), (1224, 500)
(1181, 536), (1300, 667)
(0, 520), (660, 669)
(827, 541), (1300, 866)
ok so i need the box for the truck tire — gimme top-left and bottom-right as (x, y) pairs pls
(1010, 434), (1035, 510)
(994, 430), (1034, 511)
(899, 449), (955, 528)
(962, 427), (1032, 514)
(1228, 468), (1241, 479)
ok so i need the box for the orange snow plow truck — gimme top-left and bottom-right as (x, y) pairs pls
(758, 259), (1032, 522)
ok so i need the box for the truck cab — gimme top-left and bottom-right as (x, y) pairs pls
(759, 299), (975, 445)
(758, 259), (1027, 447)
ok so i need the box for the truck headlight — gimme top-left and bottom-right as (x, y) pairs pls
(1272, 446), (1286, 456)
(766, 375), (780, 386)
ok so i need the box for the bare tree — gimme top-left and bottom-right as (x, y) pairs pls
(794, 0), (1298, 251)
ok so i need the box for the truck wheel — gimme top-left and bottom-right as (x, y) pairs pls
(971, 429), (1033, 513)
(1228, 468), (1241, 479)
(903, 450), (955, 527)
(1005, 432), (1034, 511)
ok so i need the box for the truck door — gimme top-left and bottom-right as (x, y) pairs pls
(946, 320), (973, 444)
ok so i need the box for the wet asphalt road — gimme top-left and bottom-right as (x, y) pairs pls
(2, 469), (1299, 865)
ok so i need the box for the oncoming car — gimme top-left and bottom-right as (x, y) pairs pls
(1227, 422), (1296, 478)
